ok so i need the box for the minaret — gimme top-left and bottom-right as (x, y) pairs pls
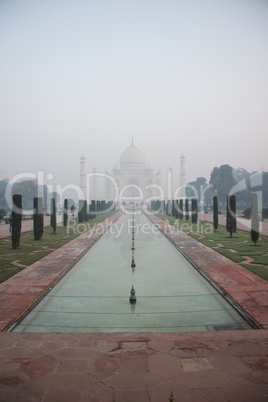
(180, 154), (186, 197)
(80, 155), (87, 199)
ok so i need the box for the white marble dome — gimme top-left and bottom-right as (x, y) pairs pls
(119, 144), (146, 167)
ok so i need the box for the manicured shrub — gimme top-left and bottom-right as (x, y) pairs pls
(191, 198), (198, 224)
(78, 199), (84, 223)
(251, 193), (259, 245)
(63, 198), (68, 228)
(226, 195), (236, 237)
(213, 196), (218, 231)
(185, 198), (189, 221)
(84, 200), (88, 221)
(12, 194), (22, 249)
(179, 199), (184, 220)
(51, 198), (57, 233)
(243, 208), (251, 219)
(33, 197), (44, 240)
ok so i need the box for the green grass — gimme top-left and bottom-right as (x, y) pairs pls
(0, 212), (115, 283)
(155, 213), (268, 281)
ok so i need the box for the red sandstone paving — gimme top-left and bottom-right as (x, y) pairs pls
(1, 213), (268, 400)
(0, 331), (267, 401)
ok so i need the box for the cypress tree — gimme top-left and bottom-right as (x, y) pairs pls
(91, 200), (96, 219)
(51, 198), (57, 233)
(63, 198), (68, 228)
(78, 200), (84, 223)
(84, 200), (88, 222)
(33, 197), (44, 240)
(70, 204), (75, 217)
(185, 198), (189, 221)
(179, 199), (184, 220)
(226, 195), (236, 237)
(213, 196), (218, 231)
(171, 200), (175, 217)
(12, 194), (22, 249)
(174, 200), (179, 219)
(251, 192), (259, 245)
(191, 198), (198, 224)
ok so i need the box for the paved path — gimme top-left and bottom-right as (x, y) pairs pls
(0, 210), (268, 401)
(0, 330), (268, 402)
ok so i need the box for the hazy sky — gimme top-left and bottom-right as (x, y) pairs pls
(1, 0), (267, 189)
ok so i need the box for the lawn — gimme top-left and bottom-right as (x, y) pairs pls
(0, 212), (115, 283)
(155, 213), (268, 281)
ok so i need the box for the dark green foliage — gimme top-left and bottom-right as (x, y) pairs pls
(33, 197), (44, 240)
(226, 195), (236, 237)
(89, 200), (96, 219)
(209, 164), (236, 204)
(263, 207), (268, 218)
(174, 200), (179, 219)
(243, 208), (251, 219)
(171, 200), (175, 217)
(191, 198), (198, 224)
(51, 198), (57, 233)
(251, 193), (259, 245)
(179, 199), (183, 220)
(151, 200), (162, 213)
(70, 204), (75, 217)
(166, 200), (172, 216)
(12, 194), (22, 249)
(251, 229), (259, 246)
(63, 199), (68, 228)
(185, 198), (189, 220)
(213, 196), (218, 231)
(84, 200), (88, 222)
(244, 207), (268, 220)
(78, 200), (84, 223)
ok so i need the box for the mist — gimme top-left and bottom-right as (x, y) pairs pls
(1, 0), (267, 189)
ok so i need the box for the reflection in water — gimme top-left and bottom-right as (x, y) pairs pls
(13, 209), (251, 333)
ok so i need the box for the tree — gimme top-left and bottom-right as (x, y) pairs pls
(251, 193), (259, 245)
(185, 198), (189, 220)
(179, 199), (184, 220)
(51, 198), (57, 233)
(70, 204), (75, 217)
(12, 194), (22, 249)
(213, 196), (218, 231)
(63, 198), (68, 228)
(83, 200), (88, 222)
(233, 167), (251, 206)
(210, 165), (235, 204)
(191, 198), (198, 224)
(11, 180), (49, 212)
(33, 197), (44, 240)
(78, 200), (84, 223)
(186, 177), (213, 207)
(262, 172), (268, 207)
(174, 200), (179, 219)
(226, 195), (236, 237)
(0, 180), (9, 211)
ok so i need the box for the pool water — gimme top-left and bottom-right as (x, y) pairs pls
(14, 212), (250, 332)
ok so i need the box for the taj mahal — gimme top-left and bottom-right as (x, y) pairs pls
(80, 141), (186, 203)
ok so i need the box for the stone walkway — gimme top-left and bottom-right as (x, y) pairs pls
(0, 210), (268, 401)
(0, 330), (268, 402)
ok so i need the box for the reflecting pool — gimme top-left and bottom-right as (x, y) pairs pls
(14, 212), (250, 332)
